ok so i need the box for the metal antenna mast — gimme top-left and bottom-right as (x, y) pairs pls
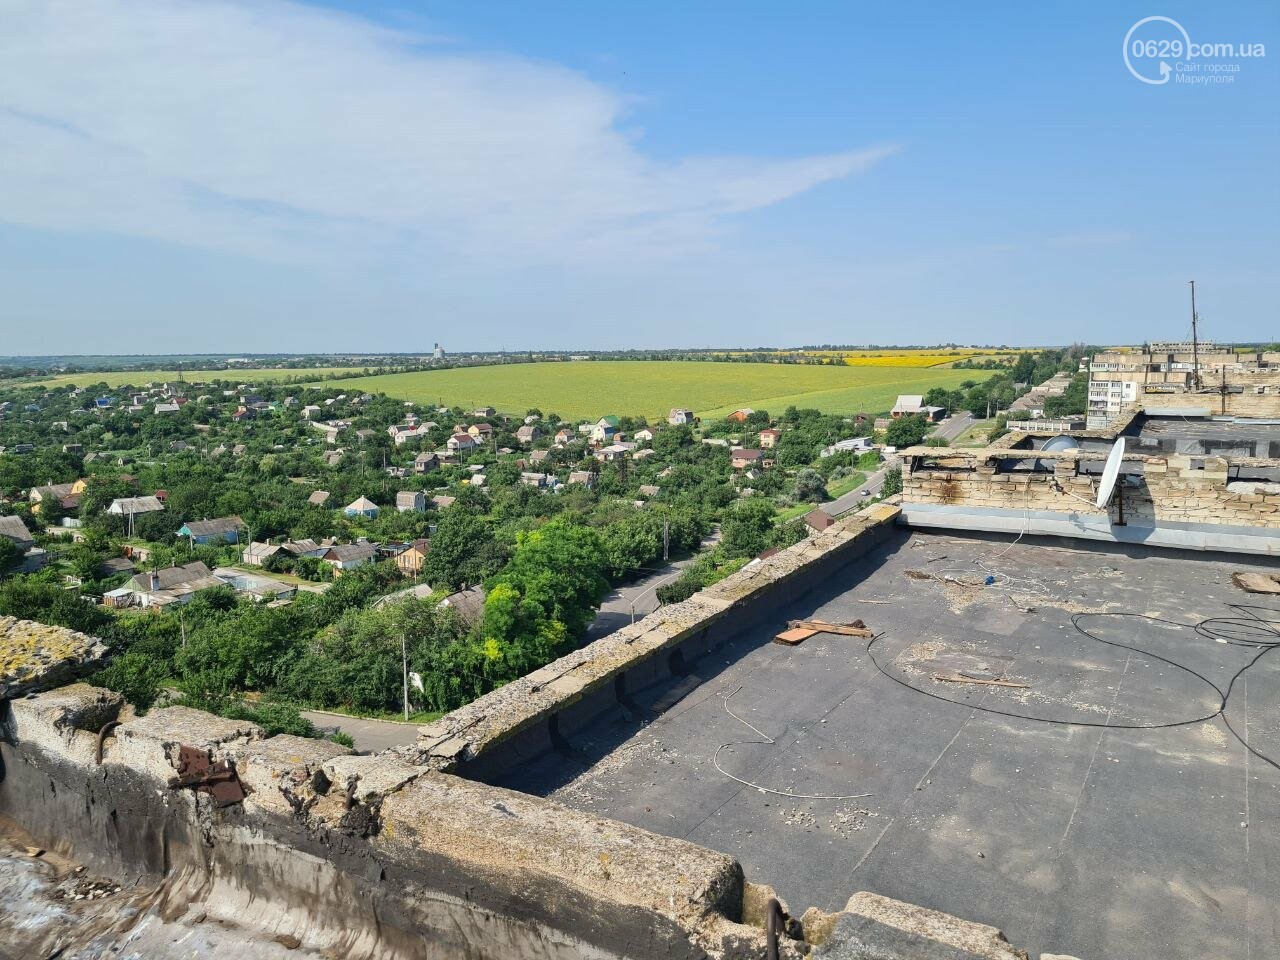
(1188, 280), (1201, 390)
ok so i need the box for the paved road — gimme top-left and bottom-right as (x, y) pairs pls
(302, 710), (419, 752)
(583, 548), (707, 642)
(823, 466), (889, 516)
(932, 411), (974, 443)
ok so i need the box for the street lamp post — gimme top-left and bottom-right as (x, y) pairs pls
(629, 571), (681, 625)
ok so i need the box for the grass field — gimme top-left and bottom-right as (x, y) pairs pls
(24, 367), (370, 389)
(309, 361), (993, 420)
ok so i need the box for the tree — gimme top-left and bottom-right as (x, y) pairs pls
(0, 537), (24, 574)
(793, 469), (828, 503)
(719, 498), (777, 559)
(1044, 373), (1088, 418)
(421, 509), (507, 590)
(884, 415), (928, 448)
(882, 467), (903, 497)
(480, 519), (607, 673)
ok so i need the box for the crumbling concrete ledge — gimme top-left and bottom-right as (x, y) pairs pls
(0, 615), (110, 699)
(1, 680), (1033, 960)
(1, 685), (785, 959)
(407, 503), (902, 775)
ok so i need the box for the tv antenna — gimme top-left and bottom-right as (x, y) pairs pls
(1188, 280), (1201, 390)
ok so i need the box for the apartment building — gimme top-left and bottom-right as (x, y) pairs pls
(1086, 342), (1280, 428)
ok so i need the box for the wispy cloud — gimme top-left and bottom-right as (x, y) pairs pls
(0, 0), (894, 266)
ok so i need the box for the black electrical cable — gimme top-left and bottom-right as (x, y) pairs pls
(865, 601), (1280, 772)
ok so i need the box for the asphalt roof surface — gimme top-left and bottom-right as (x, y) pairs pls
(494, 531), (1280, 960)
(1099, 415), (1280, 458)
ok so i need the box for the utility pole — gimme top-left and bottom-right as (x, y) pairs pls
(401, 631), (410, 721)
(662, 520), (670, 562)
(1189, 280), (1201, 390)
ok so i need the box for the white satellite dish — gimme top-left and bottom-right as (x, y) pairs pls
(1035, 434), (1080, 472)
(1095, 437), (1126, 509)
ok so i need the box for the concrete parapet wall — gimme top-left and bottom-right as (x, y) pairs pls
(1, 686), (768, 959)
(409, 503), (903, 776)
(1139, 380), (1280, 419)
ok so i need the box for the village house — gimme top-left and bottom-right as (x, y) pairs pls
(472, 407), (496, 418)
(633, 428), (654, 443)
(594, 441), (636, 462)
(437, 585), (486, 624)
(890, 394), (946, 421)
(414, 452), (440, 474)
(637, 484), (660, 499)
(307, 490), (331, 507)
(106, 495), (164, 516)
(731, 449), (765, 470)
(343, 496), (380, 519)
(567, 470), (595, 487)
(128, 561), (224, 608)
(515, 424), (541, 445)
(281, 538), (329, 560)
(758, 428), (781, 449)
(668, 408), (696, 425)
(211, 568), (296, 603)
(804, 508), (837, 535)
(528, 449), (551, 466)
(396, 490), (426, 513)
(177, 516), (243, 545)
(241, 541), (282, 566)
(0, 515), (35, 551)
(431, 494), (456, 510)
(820, 437), (873, 458)
(394, 539), (431, 577)
(28, 482), (77, 513)
(390, 424), (433, 446)
(311, 421), (345, 444)
(553, 428), (574, 445)
(590, 416), (621, 444)
(321, 543), (378, 572)
(446, 433), (475, 453)
(519, 472), (550, 488)
(726, 408), (754, 423)
(467, 423), (495, 441)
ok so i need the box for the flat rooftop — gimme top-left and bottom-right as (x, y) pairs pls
(1097, 414), (1280, 459)
(493, 530), (1280, 960)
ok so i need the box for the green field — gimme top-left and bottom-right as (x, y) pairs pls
(309, 361), (992, 420)
(25, 368), (369, 390)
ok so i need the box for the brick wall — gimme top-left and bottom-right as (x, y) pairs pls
(902, 449), (1280, 529)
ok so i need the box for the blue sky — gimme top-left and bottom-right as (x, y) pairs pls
(1, 1), (1275, 352)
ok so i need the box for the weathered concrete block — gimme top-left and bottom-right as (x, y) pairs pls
(0, 617), (111, 699)
(237, 733), (351, 818)
(112, 705), (262, 783)
(3, 683), (124, 764)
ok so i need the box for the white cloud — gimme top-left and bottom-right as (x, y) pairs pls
(0, 0), (894, 266)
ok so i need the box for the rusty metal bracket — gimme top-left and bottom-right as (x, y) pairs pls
(95, 720), (121, 765)
(765, 897), (784, 960)
(167, 744), (246, 807)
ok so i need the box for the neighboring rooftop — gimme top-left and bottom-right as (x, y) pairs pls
(1103, 413), (1280, 459)
(488, 529), (1280, 960)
